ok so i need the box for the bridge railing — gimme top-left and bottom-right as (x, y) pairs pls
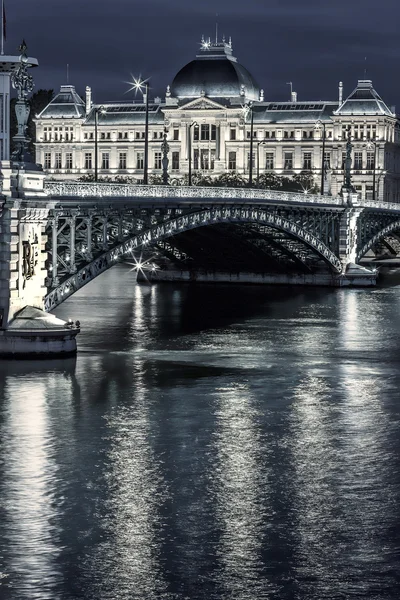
(44, 181), (344, 206)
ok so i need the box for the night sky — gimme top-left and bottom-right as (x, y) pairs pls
(7, 0), (400, 108)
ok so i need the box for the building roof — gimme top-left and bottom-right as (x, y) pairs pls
(171, 39), (260, 102)
(37, 85), (85, 119)
(334, 80), (395, 117)
(83, 103), (165, 126)
(253, 102), (338, 124)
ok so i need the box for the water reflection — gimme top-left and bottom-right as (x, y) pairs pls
(213, 382), (278, 598)
(86, 358), (168, 600)
(0, 378), (63, 599)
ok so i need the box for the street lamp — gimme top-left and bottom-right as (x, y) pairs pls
(377, 168), (387, 201)
(188, 121), (198, 186)
(257, 140), (266, 186)
(314, 119), (326, 195)
(243, 102), (255, 186)
(365, 138), (378, 200)
(94, 105), (106, 182)
(130, 77), (150, 184)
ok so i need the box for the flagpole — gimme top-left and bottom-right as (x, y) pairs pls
(1, 0), (4, 56)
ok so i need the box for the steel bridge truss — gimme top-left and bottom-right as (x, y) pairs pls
(44, 202), (345, 311)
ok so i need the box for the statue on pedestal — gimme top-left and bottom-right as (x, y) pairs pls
(161, 128), (170, 185)
(11, 40), (35, 163)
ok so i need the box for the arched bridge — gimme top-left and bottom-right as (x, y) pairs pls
(3, 182), (400, 318)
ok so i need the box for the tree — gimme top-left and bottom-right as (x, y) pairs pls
(214, 172), (248, 187)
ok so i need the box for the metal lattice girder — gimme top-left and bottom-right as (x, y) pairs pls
(44, 205), (344, 311)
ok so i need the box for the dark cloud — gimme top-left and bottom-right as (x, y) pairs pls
(6, 0), (400, 106)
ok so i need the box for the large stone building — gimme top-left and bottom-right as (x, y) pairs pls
(34, 37), (400, 201)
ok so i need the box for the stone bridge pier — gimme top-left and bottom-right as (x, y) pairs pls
(0, 172), (79, 357)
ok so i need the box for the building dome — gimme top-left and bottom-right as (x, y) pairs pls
(171, 38), (260, 102)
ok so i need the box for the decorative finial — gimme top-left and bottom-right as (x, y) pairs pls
(229, 36), (232, 48)
(260, 89), (264, 102)
(201, 34), (205, 43)
(166, 84), (171, 98)
(201, 89), (206, 97)
(222, 34), (226, 43)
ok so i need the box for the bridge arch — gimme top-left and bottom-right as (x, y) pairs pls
(44, 206), (343, 311)
(357, 219), (400, 261)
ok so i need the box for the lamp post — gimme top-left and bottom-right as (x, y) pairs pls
(315, 119), (326, 195)
(244, 102), (255, 186)
(257, 140), (266, 186)
(130, 77), (150, 184)
(94, 105), (106, 182)
(188, 121), (198, 186)
(365, 138), (378, 200)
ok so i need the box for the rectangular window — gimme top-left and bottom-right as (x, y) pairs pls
(55, 152), (62, 169)
(44, 152), (51, 169)
(119, 152), (127, 169)
(136, 152), (144, 169)
(153, 132), (158, 139)
(303, 152), (312, 170)
(230, 128), (236, 140)
(173, 129), (179, 140)
(366, 151), (375, 169)
(201, 124), (210, 141)
(265, 131), (270, 139)
(118, 132), (123, 139)
(65, 152), (73, 169)
(211, 125), (217, 141)
(193, 126), (199, 141)
(84, 153), (92, 169)
(124, 132), (128, 139)
(154, 152), (162, 169)
(228, 151), (236, 170)
(354, 151), (363, 170)
(172, 151), (179, 170)
(265, 152), (274, 170)
(101, 132), (105, 140)
(284, 152), (293, 171)
(101, 152), (109, 170)
(324, 152), (331, 169)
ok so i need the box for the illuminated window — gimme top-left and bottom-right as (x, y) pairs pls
(84, 153), (92, 169)
(172, 151), (179, 170)
(265, 152), (274, 170)
(366, 152), (375, 169)
(228, 151), (236, 170)
(154, 152), (162, 169)
(101, 152), (109, 169)
(323, 152), (331, 169)
(65, 153), (73, 169)
(55, 152), (62, 169)
(354, 152), (363, 169)
(201, 124), (210, 140)
(136, 152), (144, 169)
(119, 152), (127, 169)
(284, 152), (293, 170)
(44, 152), (51, 169)
(303, 152), (312, 170)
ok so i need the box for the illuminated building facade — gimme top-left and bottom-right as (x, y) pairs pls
(34, 37), (400, 201)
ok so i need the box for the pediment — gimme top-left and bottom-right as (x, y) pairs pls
(180, 97), (226, 110)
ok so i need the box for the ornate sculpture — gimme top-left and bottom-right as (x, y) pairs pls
(11, 40), (35, 163)
(161, 129), (170, 185)
(343, 128), (355, 192)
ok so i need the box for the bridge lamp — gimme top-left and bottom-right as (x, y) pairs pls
(127, 76), (150, 185)
(314, 119), (327, 195)
(188, 121), (198, 186)
(94, 105), (107, 183)
(365, 138), (377, 201)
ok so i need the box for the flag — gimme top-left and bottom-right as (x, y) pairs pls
(2, 1), (5, 42)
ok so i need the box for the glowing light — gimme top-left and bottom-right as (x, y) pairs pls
(126, 252), (159, 280)
(125, 75), (149, 96)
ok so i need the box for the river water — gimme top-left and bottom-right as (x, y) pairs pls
(0, 264), (400, 600)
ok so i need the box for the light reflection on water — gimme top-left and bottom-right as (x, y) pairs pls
(0, 265), (400, 599)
